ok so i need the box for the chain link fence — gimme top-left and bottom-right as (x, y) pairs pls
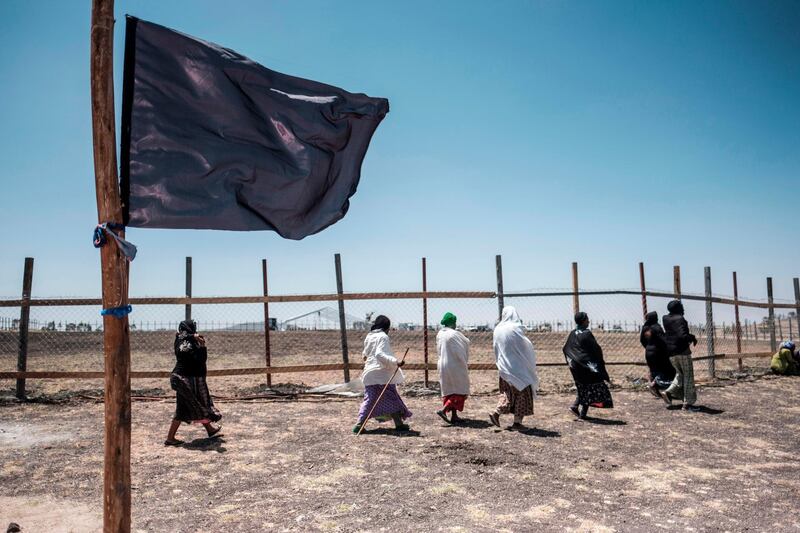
(2, 259), (797, 397)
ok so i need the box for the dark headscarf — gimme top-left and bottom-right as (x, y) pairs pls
(371, 315), (390, 333)
(574, 312), (589, 327)
(644, 311), (658, 326)
(178, 320), (197, 334)
(667, 300), (684, 315)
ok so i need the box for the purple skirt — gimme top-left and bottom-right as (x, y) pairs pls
(357, 384), (412, 423)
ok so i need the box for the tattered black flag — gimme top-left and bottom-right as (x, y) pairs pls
(120, 16), (388, 239)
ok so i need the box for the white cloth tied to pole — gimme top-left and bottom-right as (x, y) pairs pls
(436, 327), (471, 396)
(359, 330), (404, 387)
(493, 306), (538, 393)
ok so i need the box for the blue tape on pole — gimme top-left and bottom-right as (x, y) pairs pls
(100, 305), (133, 318)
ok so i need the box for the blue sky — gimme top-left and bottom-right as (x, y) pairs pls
(0, 1), (798, 311)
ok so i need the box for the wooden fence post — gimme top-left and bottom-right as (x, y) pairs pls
(638, 262), (647, 318)
(262, 259), (272, 387)
(794, 278), (800, 341)
(767, 277), (777, 352)
(733, 271), (743, 371)
(704, 266), (715, 378)
(673, 265), (681, 299)
(572, 262), (580, 314)
(16, 257), (34, 400)
(422, 257), (429, 388)
(334, 254), (350, 383)
(495, 255), (504, 320)
(185, 256), (192, 321)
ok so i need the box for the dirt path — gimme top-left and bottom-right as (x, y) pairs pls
(1, 376), (799, 532)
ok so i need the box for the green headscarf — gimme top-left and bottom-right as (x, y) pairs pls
(440, 312), (457, 328)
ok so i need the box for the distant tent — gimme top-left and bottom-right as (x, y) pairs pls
(280, 306), (364, 331)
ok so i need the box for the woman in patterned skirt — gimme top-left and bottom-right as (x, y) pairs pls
(489, 306), (538, 430)
(164, 320), (222, 446)
(352, 315), (412, 434)
(563, 312), (613, 419)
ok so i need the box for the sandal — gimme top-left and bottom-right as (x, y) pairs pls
(394, 423), (410, 432)
(352, 423), (363, 434)
(207, 425), (223, 438)
(488, 412), (500, 427)
(164, 439), (184, 447)
(436, 410), (450, 424)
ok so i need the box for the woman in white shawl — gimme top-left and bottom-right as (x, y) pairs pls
(489, 306), (538, 429)
(436, 312), (470, 424)
(352, 315), (412, 434)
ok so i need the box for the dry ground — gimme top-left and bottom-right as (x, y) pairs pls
(2, 375), (799, 532)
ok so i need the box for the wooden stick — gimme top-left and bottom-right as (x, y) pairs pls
(91, 0), (132, 530)
(262, 259), (272, 387)
(767, 277), (777, 352)
(185, 257), (192, 321)
(495, 255), (504, 320)
(422, 258), (429, 388)
(733, 271), (743, 371)
(704, 266), (715, 378)
(638, 262), (647, 319)
(334, 253), (350, 383)
(356, 348), (409, 436)
(16, 257), (34, 400)
(571, 262), (580, 314)
(2, 289), (798, 309)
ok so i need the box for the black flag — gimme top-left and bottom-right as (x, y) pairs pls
(120, 16), (388, 239)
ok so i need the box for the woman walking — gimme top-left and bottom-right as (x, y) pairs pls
(436, 312), (471, 424)
(165, 320), (222, 446)
(662, 300), (700, 411)
(563, 312), (613, 419)
(489, 306), (538, 430)
(640, 311), (675, 397)
(353, 315), (412, 434)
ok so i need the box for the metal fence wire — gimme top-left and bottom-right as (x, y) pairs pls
(1, 258), (798, 397)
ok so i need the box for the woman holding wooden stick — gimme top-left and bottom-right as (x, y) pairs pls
(352, 315), (412, 434)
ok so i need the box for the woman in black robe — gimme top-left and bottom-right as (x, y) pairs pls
(164, 320), (222, 446)
(639, 311), (675, 397)
(563, 312), (613, 419)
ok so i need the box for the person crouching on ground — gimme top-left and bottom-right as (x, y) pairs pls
(640, 311), (675, 398)
(662, 300), (700, 412)
(563, 312), (614, 419)
(436, 312), (471, 425)
(353, 315), (412, 434)
(771, 341), (799, 375)
(165, 320), (222, 446)
(489, 306), (538, 430)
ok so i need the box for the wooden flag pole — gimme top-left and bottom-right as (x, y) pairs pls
(356, 348), (410, 436)
(91, 0), (132, 531)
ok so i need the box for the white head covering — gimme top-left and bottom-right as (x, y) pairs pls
(493, 306), (538, 392)
(499, 306), (522, 325)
